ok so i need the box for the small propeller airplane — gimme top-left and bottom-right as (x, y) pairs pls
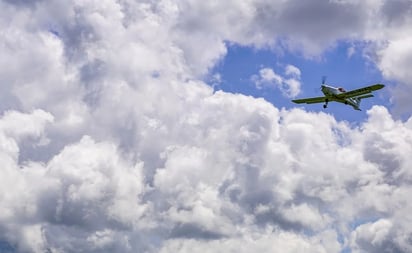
(292, 77), (385, 111)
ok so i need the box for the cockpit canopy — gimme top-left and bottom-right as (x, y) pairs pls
(338, 87), (346, 92)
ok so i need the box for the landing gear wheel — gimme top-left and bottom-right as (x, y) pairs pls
(323, 99), (329, 109)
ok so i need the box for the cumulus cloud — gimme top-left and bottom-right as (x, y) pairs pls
(252, 65), (302, 98)
(375, 36), (412, 116)
(1, 0), (412, 253)
(160, 229), (338, 253)
(350, 219), (394, 252)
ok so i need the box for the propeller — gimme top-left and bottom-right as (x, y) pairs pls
(313, 76), (326, 93)
(313, 87), (322, 93)
(313, 76), (327, 93)
(322, 75), (327, 85)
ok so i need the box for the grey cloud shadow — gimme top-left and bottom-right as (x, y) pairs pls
(381, 0), (412, 25)
(169, 223), (225, 240)
(363, 134), (401, 181)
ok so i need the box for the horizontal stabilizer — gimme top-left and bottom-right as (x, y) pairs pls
(356, 94), (374, 100)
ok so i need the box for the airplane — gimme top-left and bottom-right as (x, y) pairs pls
(292, 77), (385, 111)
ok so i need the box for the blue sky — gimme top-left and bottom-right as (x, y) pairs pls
(212, 41), (389, 123)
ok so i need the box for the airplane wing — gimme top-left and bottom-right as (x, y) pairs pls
(338, 84), (385, 98)
(292, 96), (327, 104)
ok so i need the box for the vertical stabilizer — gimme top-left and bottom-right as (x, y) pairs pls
(353, 94), (374, 110)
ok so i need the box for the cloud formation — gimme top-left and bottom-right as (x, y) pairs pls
(252, 65), (301, 98)
(1, 0), (412, 252)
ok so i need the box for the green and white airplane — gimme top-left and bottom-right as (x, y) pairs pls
(292, 77), (384, 111)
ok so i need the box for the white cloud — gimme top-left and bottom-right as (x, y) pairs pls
(1, 0), (412, 252)
(347, 46), (356, 58)
(281, 203), (327, 230)
(252, 65), (302, 98)
(159, 229), (334, 253)
(350, 219), (393, 252)
(374, 36), (412, 115)
(377, 37), (412, 82)
(285, 64), (301, 77)
(252, 68), (282, 89)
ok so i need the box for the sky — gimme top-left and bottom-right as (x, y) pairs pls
(1, 0), (412, 253)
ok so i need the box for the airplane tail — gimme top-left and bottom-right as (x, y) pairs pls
(354, 94), (374, 110)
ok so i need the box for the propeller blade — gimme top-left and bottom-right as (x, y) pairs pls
(322, 75), (327, 85)
(313, 86), (323, 94)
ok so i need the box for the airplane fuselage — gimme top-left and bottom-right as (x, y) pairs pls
(291, 82), (384, 111)
(321, 85), (361, 110)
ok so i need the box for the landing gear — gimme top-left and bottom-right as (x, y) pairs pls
(323, 99), (329, 109)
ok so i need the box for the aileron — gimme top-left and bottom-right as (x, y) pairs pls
(338, 83), (384, 98)
(292, 96), (327, 104)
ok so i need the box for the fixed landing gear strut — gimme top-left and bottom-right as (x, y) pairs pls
(323, 99), (329, 109)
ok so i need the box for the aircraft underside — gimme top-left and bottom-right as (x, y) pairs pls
(323, 97), (360, 110)
(291, 82), (384, 111)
